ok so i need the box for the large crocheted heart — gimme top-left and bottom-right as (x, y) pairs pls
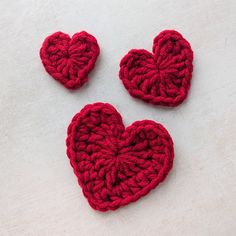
(119, 30), (193, 107)
(66, 103), (174, 211)
(40, 31), (99, 89)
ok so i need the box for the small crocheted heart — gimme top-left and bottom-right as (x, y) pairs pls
(66, 103), (174, 211)
(119, 30), (193, 106)
(40, 31), (99, 89)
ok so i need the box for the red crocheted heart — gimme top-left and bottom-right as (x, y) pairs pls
(40, 31), (99, 89)
(66, 103), (174, 211)
(119, 30), (193, 107)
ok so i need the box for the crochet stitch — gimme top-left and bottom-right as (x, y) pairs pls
(40, 31), (99, 89)
(66, 103), (174, 211)
(119, 30), (193, 107)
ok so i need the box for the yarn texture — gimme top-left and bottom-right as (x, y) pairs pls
(119, 30), (193, 107)
(66, 103), (174, 211)
(40, 31), (99, 89)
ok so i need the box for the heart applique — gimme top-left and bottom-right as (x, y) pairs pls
(40, 31), (99, 89)
(66, 103), (174, 211)
(119, 30), (193, 107)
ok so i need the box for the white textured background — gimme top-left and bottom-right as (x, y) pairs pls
(0, 0), (236, 235)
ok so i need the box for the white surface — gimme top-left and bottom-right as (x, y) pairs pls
(0, 0), (236, 235)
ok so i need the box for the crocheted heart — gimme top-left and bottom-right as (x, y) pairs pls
(119, 30), (193, 106)
(40, 31), (99, 89)
(66, 103), (174, 211)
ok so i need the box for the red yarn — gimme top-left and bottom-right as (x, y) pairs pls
(40, 31), (99, 89)
(66, 103), (174, 211)
(119, 30), (193, 107)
